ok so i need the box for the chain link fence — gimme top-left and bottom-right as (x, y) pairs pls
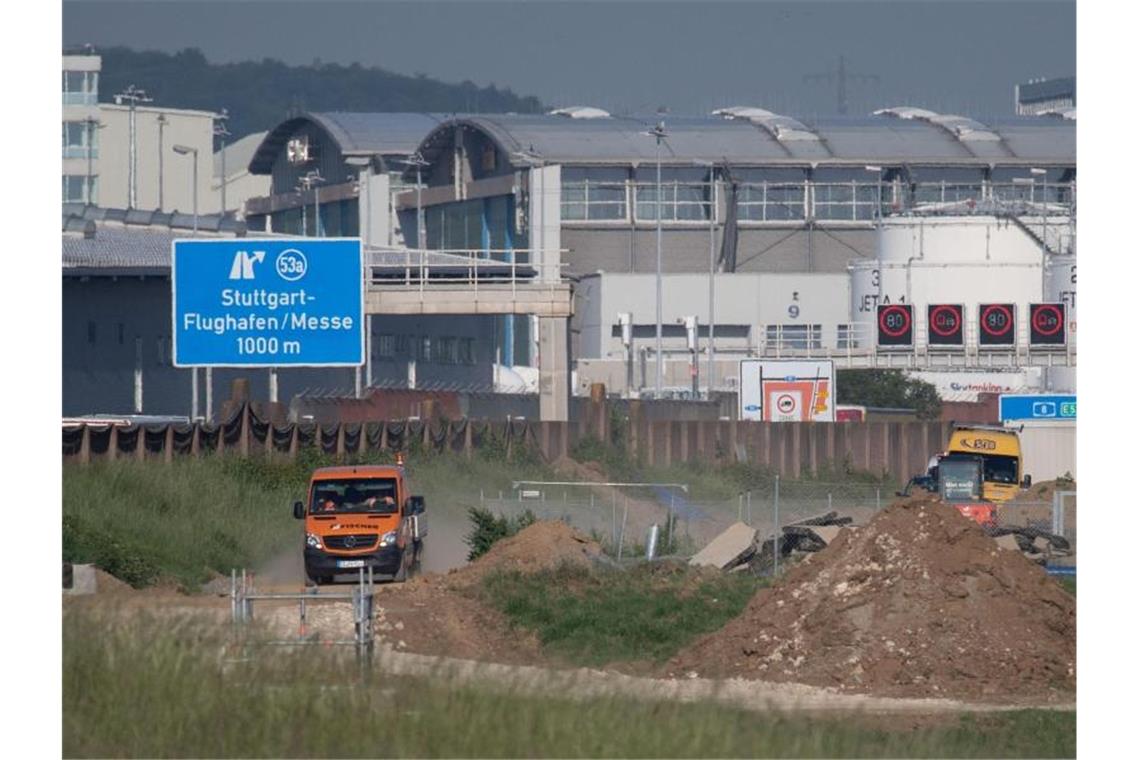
(475, 479), (891, 560)
(475, 482), (1077, 570)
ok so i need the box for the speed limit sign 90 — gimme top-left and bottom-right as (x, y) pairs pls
(877, 304), (913, 347)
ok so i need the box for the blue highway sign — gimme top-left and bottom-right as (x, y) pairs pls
(999, 394), (1076, 422)
(172, 238), (364, 367)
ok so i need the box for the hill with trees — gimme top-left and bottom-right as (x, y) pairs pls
(96, 47), (546, 140)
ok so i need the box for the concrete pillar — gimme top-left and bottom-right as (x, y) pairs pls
(78, 425), (91, 466)
(240, 404), (251, 458)
(538, 317), (570, 421)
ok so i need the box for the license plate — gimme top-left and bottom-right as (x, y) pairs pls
(337, 559), (366, 569)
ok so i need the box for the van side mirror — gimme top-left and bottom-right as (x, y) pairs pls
(293, 501), (305, 520)
(1021, 474), (1032, 489)
(408, 495), (426, 515)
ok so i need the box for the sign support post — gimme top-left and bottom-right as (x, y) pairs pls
(172, 238), (365, 413)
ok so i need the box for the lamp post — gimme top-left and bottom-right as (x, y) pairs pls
(173, 143), (201, 419)
(156, 114), (167, 210)
(114, 85), (151, 209)
(646, 120), (668, 397)
(83, 116), (101, 205)
(214, 109), (231, 217)
(171, 144), (199, 234)
(297, 170), (325, 237)
(1030, 167), (1048, 252)
(398, 152), (430, 248)
(694, 159), (718, 398)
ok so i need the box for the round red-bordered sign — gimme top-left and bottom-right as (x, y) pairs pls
(776, 394), (797, 414)
(929, 305), (961, 338)
(980, 304), (1013, 336)
(1032, 304), (1064, 336)
(879, 305), (911, 338)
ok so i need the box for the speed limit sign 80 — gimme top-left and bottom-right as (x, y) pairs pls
(877, 304), (913, 347)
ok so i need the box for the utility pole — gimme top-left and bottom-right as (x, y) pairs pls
(214, 109), (231, 217)
(114, 85), (152, 209)
(803, 55), (879, 115)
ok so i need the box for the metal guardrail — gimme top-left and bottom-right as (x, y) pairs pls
(230, 568), (377, 661)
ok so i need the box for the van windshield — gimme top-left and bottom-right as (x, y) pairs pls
(980, 455), (1019, 485)
(310, 478), (399, 515)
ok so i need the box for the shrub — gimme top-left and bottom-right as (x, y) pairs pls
(464, 506), (536, 561)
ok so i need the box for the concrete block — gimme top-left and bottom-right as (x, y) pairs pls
(810, 526), (843, 546)
(690, 522), (758, 569)
(64, 563), (97, 595)
(994, 534), (1021, 552)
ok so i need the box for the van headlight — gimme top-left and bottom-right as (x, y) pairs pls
(379, 530), (397, 547)
(306, 533), (323, 550)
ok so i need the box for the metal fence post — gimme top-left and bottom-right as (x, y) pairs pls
(746, 489), (752, 525)
(1052, 491), (1064, 537)
(773, 475), (780, 576)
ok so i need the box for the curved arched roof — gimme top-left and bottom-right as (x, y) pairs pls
(411, 111), (1075, 172)
(248, 112), (444, 174)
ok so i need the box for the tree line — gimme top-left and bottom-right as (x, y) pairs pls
(96, 47), (546, 141)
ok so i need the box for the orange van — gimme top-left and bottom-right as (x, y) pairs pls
(292, 463), (426, 585)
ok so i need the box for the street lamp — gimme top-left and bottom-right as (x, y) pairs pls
(156, 114), (167, 210)
(171, 144), (199, 235)
(645, 120), (668, 397)
(296, 170), (325, 236)
(1030, 167), (1048, 250)
(173, 143), (201, 419)
(214, 109), (231, 217)
(397, 152), (430, 249)
(83, 116), (102, 206)
(114, 85), (152, 209)
(693, 159), (718, 398)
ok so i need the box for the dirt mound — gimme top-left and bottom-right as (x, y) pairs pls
(91, 568), (134, 594)
(670, 495), (1075, 702)
(447, 520), (606, 585)
(1010, 478), (1076, 504)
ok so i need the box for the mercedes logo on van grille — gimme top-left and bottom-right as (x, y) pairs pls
(343, 535), (357, 548)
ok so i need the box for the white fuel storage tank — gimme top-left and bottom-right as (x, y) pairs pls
(850, 216), (1072, 345)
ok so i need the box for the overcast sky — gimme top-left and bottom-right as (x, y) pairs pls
(63, 0), (1075, 120)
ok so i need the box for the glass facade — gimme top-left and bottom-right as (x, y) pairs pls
(62, 175), (97, 204)
(62, 70), (98, 105)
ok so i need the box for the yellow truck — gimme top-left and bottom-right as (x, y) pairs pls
(900, 424), (1030, 525)
(944, 424), (1030, 502)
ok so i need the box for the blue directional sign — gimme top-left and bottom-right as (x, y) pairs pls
(172, 238), (363, 367)
(999, 394), (1076, 422)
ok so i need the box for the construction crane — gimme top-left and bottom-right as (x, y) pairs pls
(803, 55), (880, 116)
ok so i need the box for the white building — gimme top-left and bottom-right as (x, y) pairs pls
(62, 50), (102, 204)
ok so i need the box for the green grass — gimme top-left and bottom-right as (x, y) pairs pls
(479, 562), (760, 666)
(1058, 575), (1076, 596)
(63, 456), (306, 588)
(62, 610), (1075, 758)
(62, 448), (563, 589)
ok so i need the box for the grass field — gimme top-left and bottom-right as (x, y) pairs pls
(62, 610), (1075, 759)
(61, 448), (562, 589)
(480, 562), (758, 666)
